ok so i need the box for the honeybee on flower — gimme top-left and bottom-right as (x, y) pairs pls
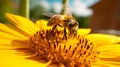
(0, 0), (120, 67)
(43, 10), (79, 40)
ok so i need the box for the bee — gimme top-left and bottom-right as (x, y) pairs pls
(43, 13), (79, 40)
(62, 15), (79, 37)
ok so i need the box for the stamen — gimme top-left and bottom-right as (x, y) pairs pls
(27, 29), (99, 67)
(87, 45), (90, 50)
(69, 45), (72, 50)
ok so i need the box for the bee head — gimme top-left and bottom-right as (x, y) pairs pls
(63, 17), (79, 33)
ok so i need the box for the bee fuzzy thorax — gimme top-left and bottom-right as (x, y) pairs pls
(27, 28), (100, 67)
(47, 15), (63, 26)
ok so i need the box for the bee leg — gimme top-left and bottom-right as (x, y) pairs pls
(58, 24), (63, 27)
(68, 30), (77, 38)
(68, 32), (73, 38)
(50, 24), (57, 33)
(63, 28), (67, 40)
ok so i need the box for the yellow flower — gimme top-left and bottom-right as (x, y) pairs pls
(0, 13), (120, 67)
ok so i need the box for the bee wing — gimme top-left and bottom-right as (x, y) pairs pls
(65, 10), (73, 17)
(42, 13), (56, 18)
(65, 7), (72, 16)
(62, 3), (73, 17)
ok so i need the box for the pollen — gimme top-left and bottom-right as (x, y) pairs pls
(27, 29), (100, 67)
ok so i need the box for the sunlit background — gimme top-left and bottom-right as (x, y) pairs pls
(0, 0), (99, 26)
(1, 0), (120, 35)
(30, 0), (99, 28)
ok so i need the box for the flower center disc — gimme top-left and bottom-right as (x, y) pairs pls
(27, 29), (100, 67)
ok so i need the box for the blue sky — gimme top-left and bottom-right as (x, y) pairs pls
(46, 0), (99, 7)
(31, 0), (100, 16)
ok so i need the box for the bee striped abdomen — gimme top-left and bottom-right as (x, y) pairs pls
(47, 15), (62, 26)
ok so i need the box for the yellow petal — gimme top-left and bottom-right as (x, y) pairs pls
(5, 13), (39, 35)
(0, 32), (25, 40)
(85, 34), (120, 46)
(101, 57), (120, 62)
(98, 44), (120, 58)
(0, 39), (51, 67)
(36, 20), (52, 30)
(77, 28), (91, 36)
(0, 47), (50, 67)
(0, 38), (12, 45)
(6, 24), (32, 38)
(93, 60), (120, 67)
(0, 38), (26, 48)
(0, 23), (28, 39)
(36, 20), (48, 30)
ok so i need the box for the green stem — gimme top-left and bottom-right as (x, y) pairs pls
(61, 0), (69, 15)
(19, 0), (29, 18)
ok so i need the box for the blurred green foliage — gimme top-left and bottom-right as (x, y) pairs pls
(0, 0), (14, 23)
(30, 5), (56, 21)
(30, 6), (48, 21)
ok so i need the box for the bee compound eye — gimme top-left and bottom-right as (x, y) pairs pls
(68, 22), (75, 28)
